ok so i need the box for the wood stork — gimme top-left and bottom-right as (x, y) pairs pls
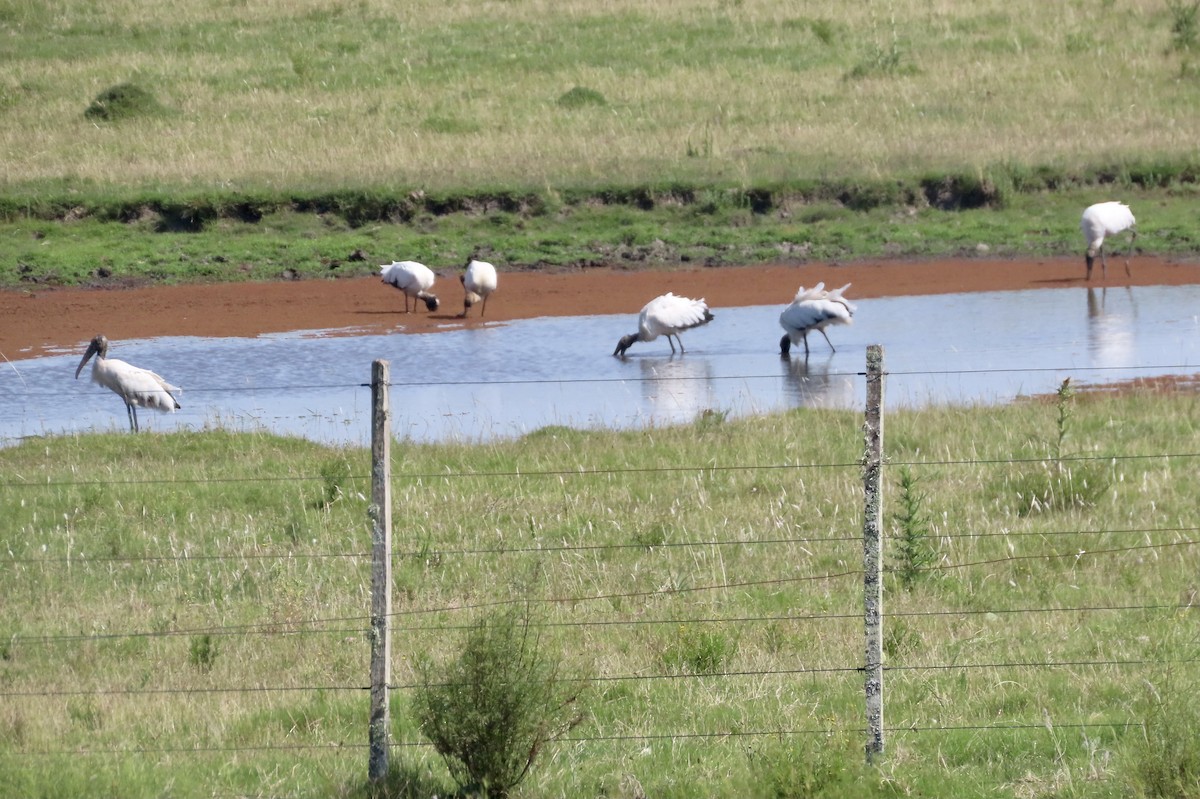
(75, 334), (181, 432)
(779, 282), (856, 358)
(459, 259), (498, 318)
(1081, 202), (1136, 281)
(380, 260), (439, 312)
(613, 292), (714, 357)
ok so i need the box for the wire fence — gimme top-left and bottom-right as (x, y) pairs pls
(2, 359), (1198, 793)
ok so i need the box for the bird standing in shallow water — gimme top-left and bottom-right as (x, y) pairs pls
(779, 282), (856, 358)
(613, 292), (714, 357)
(460, 259), (498, 318)
(1081, 202), (1136, 281)
(75, 334), (181, 432)
(380, 261), (439, 312)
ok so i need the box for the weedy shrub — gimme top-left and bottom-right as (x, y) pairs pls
(555, 85), (606, 109)
(188, 634), (219, 672)
(411, 606), (585, 799)
(1007, 378), (1111, 515)
(889, 465), (935, 591)
(83, 83), (166, 122)
(1167, 0), (1200, 52)
(317, 457), (354, 508)
(662, 624), (738, 675)
(751, 733), (887, 799)
(1120, 669), (1200, 798)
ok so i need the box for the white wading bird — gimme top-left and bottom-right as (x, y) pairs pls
(1081, 201), (1136, 281)
(380, 260), (439, 312)
(779, 282), (856, 358)
(74, 334), (181, 432)
(613, 292), (714, 357)
(459, 259), (498, 318)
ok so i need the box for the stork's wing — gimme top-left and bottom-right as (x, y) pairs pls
(825, 283), (857, 314)
(791, 282), (827, 303)
(380, 261), (420, 289)
(781, 295), (854, 333)
(108, 360), (181, 410)
(641, 293), (712, 334)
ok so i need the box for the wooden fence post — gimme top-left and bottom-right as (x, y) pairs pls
(863, 345), (885, 763)
(368, 360), (393, 782)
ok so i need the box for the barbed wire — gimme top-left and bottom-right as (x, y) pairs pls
(8, 532), (1193, 646)
(7, 716), (1144, 759)
(5, 653), (1190, 701)
(8, 522), (1199, 568)
(3, 448), (1197, 490)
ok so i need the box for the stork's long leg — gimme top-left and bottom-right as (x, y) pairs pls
(126, 402), (139, 432)
(676, 335), (686, 353)
(667, 335), (677, 354)
(1124, 230), (1136, 277)
(818, 329), (837, 353)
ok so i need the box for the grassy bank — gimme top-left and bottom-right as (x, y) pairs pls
(3, 0), (1200, 289)
(3, 185), (1199, 290)
(2, 392), (1199, 797)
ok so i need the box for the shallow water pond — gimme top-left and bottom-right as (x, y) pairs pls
(2, 285), (1197, 447)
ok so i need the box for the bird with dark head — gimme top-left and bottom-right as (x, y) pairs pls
(75, 334), (181, 432)
(1081, 201), (1136, 281)
(460, 258), (498, 318)
(380, 260), (439, 312)
(613, 292), (714, 357)
(779, 282), (856, 359)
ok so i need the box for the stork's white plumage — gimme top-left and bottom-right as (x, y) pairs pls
(613, 292), (714, 356)
(1081, 202), (1136, 281)
(75, 334), (181, 432)
(459, 259), (498, 317)
(779, 282), (856, 358)
(380, 260), (439, 312)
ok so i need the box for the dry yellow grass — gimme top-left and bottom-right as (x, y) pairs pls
(3, 0), (1196, 193)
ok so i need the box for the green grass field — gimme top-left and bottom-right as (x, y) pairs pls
(2, 392), (1199, 798)
(4, 0), (1200, 193)
(2, 0), (1200, 289)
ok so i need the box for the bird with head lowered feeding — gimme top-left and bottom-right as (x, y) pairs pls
(1081, 201), (1136, 281)
(380, 260), (439, 312)
(75, 334), (181, 432)
(613, 292), (714, 357)
(779, 282), (856, 358)
(459, 258), (498, 318)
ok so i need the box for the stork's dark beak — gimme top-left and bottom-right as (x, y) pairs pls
(75, 338), (100, 379)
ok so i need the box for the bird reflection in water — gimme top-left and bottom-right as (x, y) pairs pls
(779, 355), (856, 408)
(1086, 286), (1138, 368)
(637, 355), (717, 421)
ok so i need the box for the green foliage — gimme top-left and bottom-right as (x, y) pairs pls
(1007, 378), (1112, 515)
(1166, 0), (1200, 52)
(662, 624), (738, 675)
(188, 634), (219, 672)
(411, 606), (585, 798)
(751, 733), (888, 799)
(1052, 377), (1075, 459)
(889, 465), (935, 591)
(318, 457), (354, 508)
(2, 396), (1200, 796)
(1120, 667), (1200, 798)
(83, 83), (167, 122)
(556, 85), (607, 108)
